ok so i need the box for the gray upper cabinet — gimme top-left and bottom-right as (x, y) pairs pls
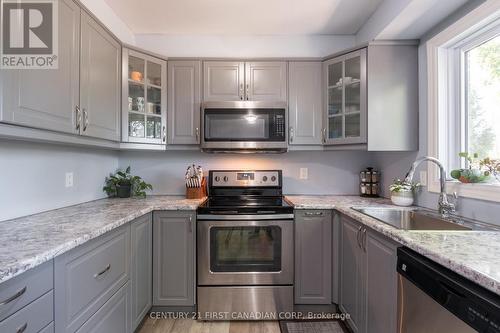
(245, 62), (287, 101)
(0, 0), (80, 135)
(339, 215), (365, 333)
(339, 214), (399, 333)
(324, 49), (367, 146)
(288, 62), (323, 145)
(203, 61), (244, 101)
(365, 229), (398, 333)
(168, 60), (201, 145)
(80, 11), (121, 142)
(294, 210), (332, 304)
(153, 211), (196, 306)
(203, 61), (287, 102)
(122, 49), (167, 144)
(130, 214), (152, 331)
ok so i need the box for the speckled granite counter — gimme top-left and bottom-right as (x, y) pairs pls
(0, 196), (205, 285)
(286, 195), (500, 296)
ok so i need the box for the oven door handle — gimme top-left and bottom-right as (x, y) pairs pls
(197, 214), (294, 220)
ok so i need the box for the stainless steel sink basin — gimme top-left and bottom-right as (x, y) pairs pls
(351, 207), (498, 231)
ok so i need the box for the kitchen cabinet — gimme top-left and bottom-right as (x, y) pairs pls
(153, 211), (196, 306)
(130, 214), (152, 331)
(323, 43), (418, 150)
(80, 11), (121, 142)
(339, 214), (398, 333)
(0, 2), (121, 143)
(0, 0), (80, 135)
(54, 224), (130, 333)
(294, 210), (332, 304)
(168, 61), (202, 145)
(122, 48), (167, 144)
(288, 62), (323, 146)
(203, 61), (287, 102)
(324, 49), (367, 145)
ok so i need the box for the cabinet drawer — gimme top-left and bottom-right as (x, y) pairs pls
(76, 282), (130, 333)
(0, 291), (53, 333)
(0, 260), (53, 322)
(55, 225), (130, 333)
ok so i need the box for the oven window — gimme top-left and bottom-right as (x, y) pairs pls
(210, 226), (282, 272)
(204, 109), (285, 142)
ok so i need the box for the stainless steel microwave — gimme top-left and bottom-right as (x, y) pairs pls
(201, 101), (288, 153)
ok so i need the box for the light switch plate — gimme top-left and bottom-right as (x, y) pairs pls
(299, 168), (308, 180)
(65, 172), (74, 188)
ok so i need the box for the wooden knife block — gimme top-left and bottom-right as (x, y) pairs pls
(186, 177), (207, 199)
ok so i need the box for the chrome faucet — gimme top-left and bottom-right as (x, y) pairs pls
(404, 156), (458, 218)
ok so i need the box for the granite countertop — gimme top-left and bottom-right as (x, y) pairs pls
(286, 195), (500, 296)
(0, 196), (206, 285)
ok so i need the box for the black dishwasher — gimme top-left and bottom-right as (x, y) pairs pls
(397, 247), (500, 333)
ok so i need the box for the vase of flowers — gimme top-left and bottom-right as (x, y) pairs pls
(389, 179), (421, 206)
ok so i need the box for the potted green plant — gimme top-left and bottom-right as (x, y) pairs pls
(450, 152), (493, 183)
(103, 166), (153, 198)
(389, 179), (421, 206)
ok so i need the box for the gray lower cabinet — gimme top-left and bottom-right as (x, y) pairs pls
(79, 11), (121, 142)
(54, 224), (130, 333)
(0, 290), (53, 333)
(294, 210), (332, 304)
(130, 214), (153, 331)
(339, 214), (398, 333)
(167, 61), (202, 145)
(0, 0), (80, 134)
(153, 211), (196, 306)
(288, 62), (323, 146)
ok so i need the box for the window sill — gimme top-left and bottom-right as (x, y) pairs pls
(428, 179), (500, 203)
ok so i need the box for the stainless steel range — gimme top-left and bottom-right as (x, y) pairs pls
(197, 170), (294, 320)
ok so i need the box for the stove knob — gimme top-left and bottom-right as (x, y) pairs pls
(223, 176), (229, 182)
(262, 176), (268, 182)
(271, 176), (277, 182)
(214, 176), (220, 182)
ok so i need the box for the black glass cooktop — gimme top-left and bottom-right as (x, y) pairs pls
(197, 196), (293, 215)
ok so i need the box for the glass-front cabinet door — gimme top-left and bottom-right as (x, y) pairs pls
(324, 49), (367, 145)
(122, 48), (167, 144)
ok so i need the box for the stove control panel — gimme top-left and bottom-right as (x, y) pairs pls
(210, 170), (281, 187)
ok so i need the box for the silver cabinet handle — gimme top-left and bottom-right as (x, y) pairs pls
(83, 108), (89, 132)
(195, 127), (199, 142)
(94, 264), (111, 278)
(0, 286), (26, 306)
(16, 323), (27, 333)
(75, 106), (81, 130)
(289, 127), (294, 143)
(356, 226), (362, 249)
(239, 83), (244, 100)
(246, 83), (249, 100)
(322, 128), (327, 143)
(362, 228), (367, 252)
(188, 215), (193, 233)
(304, 211), (323, 217)
(162, 125), (166, 142)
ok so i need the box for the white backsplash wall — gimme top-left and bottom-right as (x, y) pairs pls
(119, 150), (374, 195)
(0, 140), (119, 222)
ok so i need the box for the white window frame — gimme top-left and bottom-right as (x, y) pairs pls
(427, 0), (500, 203)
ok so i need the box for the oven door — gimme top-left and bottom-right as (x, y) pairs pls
(197, 219), (293, 285)
(201, 101), (287, 151)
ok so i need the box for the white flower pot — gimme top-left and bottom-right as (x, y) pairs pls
(391, 191), (414, 206)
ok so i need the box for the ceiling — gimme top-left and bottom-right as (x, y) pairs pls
(104, 0), (384, 35)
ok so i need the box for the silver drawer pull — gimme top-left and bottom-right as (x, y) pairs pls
(304, 212), (324, 216)
(94, 264), (111, 278)
(0, 286), (26, 306)
(16, 323), (27, 333)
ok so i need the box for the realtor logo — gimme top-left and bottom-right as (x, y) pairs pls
(1, 0), (58, 69)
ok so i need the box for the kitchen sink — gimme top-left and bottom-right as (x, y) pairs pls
(351, 207), (498, 231)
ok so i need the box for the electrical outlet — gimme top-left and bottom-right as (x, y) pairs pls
(299, 168), (308, 180)
(65, 172), (74, 188)
(420, 171), (427, 186)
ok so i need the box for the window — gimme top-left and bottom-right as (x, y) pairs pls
(427, 1), (500, 202)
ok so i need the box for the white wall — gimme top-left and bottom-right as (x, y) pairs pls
(0, 141), (119, 221)
(119, 150), (374, 195)
(372, 0), (500, 226)
(134, 34), (356, 58)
